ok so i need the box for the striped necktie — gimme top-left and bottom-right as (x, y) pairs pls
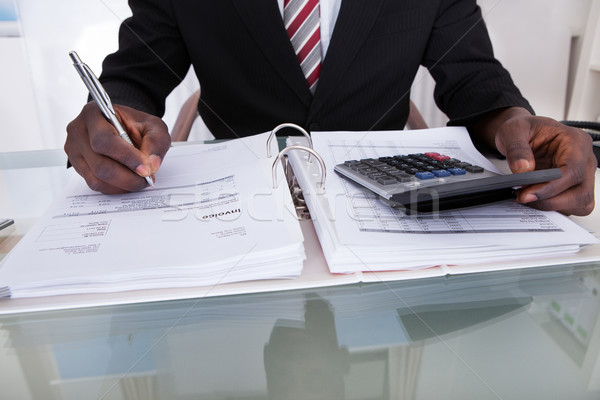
(283, 0), (322, 94)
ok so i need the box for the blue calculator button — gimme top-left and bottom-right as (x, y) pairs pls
(415, 171), (435, 180)
(432, 169), (451, 177)
(448, 168), (466, 175)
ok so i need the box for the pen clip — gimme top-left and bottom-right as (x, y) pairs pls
(69, 51), (115, 121)
(82, 63), (117, 116)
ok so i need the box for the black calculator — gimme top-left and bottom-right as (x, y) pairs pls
(334, 152), (562, 212)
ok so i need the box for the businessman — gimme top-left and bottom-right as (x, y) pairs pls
(65, 0), (596, 215)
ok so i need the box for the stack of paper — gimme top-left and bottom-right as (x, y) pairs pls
(286, 128), (599, 273)
(0, 132), (305, 298)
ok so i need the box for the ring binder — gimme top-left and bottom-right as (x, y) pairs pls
(0, 128), (598, 311)
(272, 145), (326, 191)
(267, 125), (319, 220)
(267, 123), (313, 161)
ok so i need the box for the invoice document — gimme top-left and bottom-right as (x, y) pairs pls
(0, 132), (305, 298)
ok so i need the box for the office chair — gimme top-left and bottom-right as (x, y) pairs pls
(171, 90), (202, 142)
(171, 90), (430, 142)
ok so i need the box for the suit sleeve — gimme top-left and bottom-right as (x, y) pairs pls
(422, 0), (534, 126)
(97, 0), (191, 117)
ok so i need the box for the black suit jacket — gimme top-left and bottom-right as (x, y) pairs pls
(100, 0), (532, 138)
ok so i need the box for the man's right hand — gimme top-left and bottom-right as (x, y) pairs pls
(65, 103), (172, 194)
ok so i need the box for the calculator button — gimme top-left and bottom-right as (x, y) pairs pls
(448, 168), (466, 175)
(368, 172), (387, 179)
(388, 172), (414, 182)
(362, 159), (385, 166)
(432, 169), (451, 177)
(414, 156), (431, 162)
(377, 177), (398, 185)
(359, 168), (378, 175)
(351, 163), (367, 170)
(415, 171), (435, 180)
(465, 165), (484, 173)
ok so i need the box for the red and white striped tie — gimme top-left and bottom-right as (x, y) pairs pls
(284, 0), (322, 94)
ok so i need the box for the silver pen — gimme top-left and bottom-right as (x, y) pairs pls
(69, 51), (154, 187)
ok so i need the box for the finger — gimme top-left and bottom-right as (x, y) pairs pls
(67, 109), (150, 192)
(76, 137), (150, 192)
(492, 115), (536, 173)
(521, 186), (595, 216)
(68, 150), (146, 194)
(516, 165), (581, 204)
(517, 124), (594, 201)
(139, 123), (171, 171)
(66, 103), (165, 193)
(497, 129), (536, 173)
(516, 158), (596, 215)
(83, 105), (154, 178)
(127, 121), (171, 174)
(116, 107), (171, 174)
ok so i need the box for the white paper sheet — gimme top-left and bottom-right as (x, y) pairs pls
(287, 128), (599, 273)
(0, 132), (305, 298)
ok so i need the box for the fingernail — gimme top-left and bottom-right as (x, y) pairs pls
(148, 154), (162, 173)
(136, 164), (151, 177)
(513, 159), (532, 173)
(521, 193), (538, 203)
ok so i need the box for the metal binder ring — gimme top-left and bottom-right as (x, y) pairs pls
(267, 123), (313, 161)
(272, 145), (326, 191)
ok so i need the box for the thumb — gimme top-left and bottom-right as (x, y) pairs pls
(496, 132), (536, 174)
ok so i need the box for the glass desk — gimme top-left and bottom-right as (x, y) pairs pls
(1, 149), (600, 400)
